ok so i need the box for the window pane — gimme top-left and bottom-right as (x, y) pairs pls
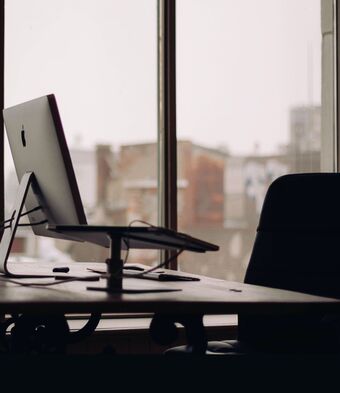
(176, 0), (322, 280)
(5, 0), (158, 264)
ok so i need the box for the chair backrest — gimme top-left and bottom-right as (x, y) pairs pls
(238, 173), (340, 352)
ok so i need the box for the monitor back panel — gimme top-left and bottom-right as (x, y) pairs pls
(3, 95), (87, 241)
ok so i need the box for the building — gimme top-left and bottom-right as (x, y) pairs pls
(288, 106), (321, 173)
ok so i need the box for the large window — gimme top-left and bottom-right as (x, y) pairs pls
(176, 0), (324, 280)
(1, 0), (337, 280)
(4, 0), (158, 264)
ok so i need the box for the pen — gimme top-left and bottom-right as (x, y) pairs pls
(158, 274), (200, 281)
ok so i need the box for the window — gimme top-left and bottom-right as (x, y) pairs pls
(176, 0), (331, 281)
(4, 0), (158, 265)
(1, 0), (337, 281)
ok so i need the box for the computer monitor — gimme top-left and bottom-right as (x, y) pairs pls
(4, 94), (88, 240)
(0, 94), (111, 275)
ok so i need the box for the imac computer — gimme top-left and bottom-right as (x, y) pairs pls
(3, 95), (89, 240)
(1, 94), (218, 292)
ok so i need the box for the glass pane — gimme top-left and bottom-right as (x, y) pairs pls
(177, 0), (321, 280)
(5, 0), (158, 264)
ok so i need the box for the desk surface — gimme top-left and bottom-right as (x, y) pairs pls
(1, 261), (340, 315)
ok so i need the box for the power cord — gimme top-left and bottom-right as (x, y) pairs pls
(118, 219), (184, 278)
(1, 206), (44, 229)
(10, 219), (48, 228)
(0, 275), (98, 288)
(125, 248), (184, 277)
(122, 219), (157, 266)
(87, 247), (184, 280)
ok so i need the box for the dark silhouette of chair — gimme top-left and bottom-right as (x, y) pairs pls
(166, 173), (340, 355)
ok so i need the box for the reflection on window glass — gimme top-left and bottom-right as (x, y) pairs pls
(176, 0), (321, 280)
(5, 0), (158, 264)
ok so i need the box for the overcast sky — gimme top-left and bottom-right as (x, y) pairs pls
(4, 0), (321, 160)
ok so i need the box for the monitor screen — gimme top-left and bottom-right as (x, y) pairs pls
(3, 94), (88, 242)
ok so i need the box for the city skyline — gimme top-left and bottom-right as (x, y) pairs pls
(4, 102), (321, 180)
(5, 104), (321, 213)
(5, 104), (321, 281)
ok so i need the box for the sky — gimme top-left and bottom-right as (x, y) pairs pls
(4, 0), (321, 165)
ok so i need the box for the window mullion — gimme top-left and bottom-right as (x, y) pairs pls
(158, 0), (178, 269)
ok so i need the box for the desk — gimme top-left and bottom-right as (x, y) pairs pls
(1, 261), (340, 354)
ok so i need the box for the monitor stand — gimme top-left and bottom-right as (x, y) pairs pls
(86, 234), (180, 294)
(84, 229), (184, 293)
(0, 172), (180, 293)
(0, 171), (34, 276)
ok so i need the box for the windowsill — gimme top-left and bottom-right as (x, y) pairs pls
(66, 314), (238, 354)
(68, 314), (237, 332)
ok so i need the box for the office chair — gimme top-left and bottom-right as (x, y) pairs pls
(166, 173), (340, 355)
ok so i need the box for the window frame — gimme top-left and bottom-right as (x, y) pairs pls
(320, 0), (338, 171)
(158, 0), (178, 269)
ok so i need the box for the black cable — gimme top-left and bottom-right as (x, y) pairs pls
(120, 219), (185, 277)
(20, 206), (43, 217)
(127, 219), (156, 228)
(122, 219), (155, 266)
(0, 275), (99, 288)
(0, 206), (43, 229)
(1, 217), (13, 227)
(125, 248), (185, 277)
(89, 248), (184, 280)
(3, 220), (47, 230)
(17, 219), (48, 227)
(123, 239), (130, 265)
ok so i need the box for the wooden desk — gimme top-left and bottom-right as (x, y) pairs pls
(1, 261), (340, 354)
